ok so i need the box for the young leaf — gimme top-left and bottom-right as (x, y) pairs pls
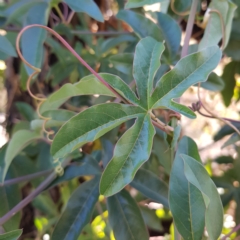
(116, 10), (163, 42)
(107, 189), (149, 240)
(181, 154), (224, 240)
(0, 35), (17, 57)
(169, 145), (206, 240)
(130, 168), (169, 208)
(100, 114), (155, 196)
(2, 130), (41, 183)
(64, 0), (104, 22)
(125, 0), (164, 8)
(133, 37), (165, 109)
(51, 177), (100, 240)
(0, 229), (23, 240)
(150, 45), (222, 118)
(51, 103), (146, 159)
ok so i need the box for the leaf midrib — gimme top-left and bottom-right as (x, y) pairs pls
(151, 48), (219, 108)
(102, 115), (146, 195)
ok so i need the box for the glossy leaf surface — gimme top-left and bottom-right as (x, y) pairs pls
(51, 103), (146, 159)
(0, 229), (22, 240)
(64, 0), (104, 22)
(150, 46), (221, 118)
(2, 130), (41, 183)
(100, 114), (155, 196)
(131, 168), (169, 208)
(133, 37), (164, 109)
(107, 189), (149, 240)
(51, 177), (100, 240)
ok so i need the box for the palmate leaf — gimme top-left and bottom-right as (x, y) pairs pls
(169, 137), (206, 240)
(150, 45), (222, 118)
(100, 114), (155, 196)
(51, 177), (100, 240)
(107, 189), (149, 240)
(133, 37), (165, 109)
(51, 103), (146, 159)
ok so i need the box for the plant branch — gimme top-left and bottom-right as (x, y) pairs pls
(16, 24), (174, 135)
(0, 159), (70, 226)
(221, 223), (240, 240)
(0, 171), (56, 226)
(0, 169), (52, 187)
(197, 84), (240, 136)
(54, 4), (67, 24)
(181, 0), (198, 58)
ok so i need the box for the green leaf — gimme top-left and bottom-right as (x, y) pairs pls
(133, 37), (164, 109)
(42, 73), (140, 114)
(171, 0), (192, 13)
(4, 0), (42, 24)
(2, 130), (41, 183)
(116, 10), (163, 41)
(0, 35), (17, 57)
(199, 0), (237, 50)
(200, 72), (225, 92)
(214, 122), (240, 142)
(155, 12), (181, 61)
(125, 0), (163, 8)
(181, 154), (223, 240)
(51, 177), (100, 240)
(64, 0), (104, 22)
(51, 103), (146, 159)
(15, 102), (36, 121)
(109, 53), (133, 75)
(222, 133), (240, 148)
(21, 2), (49, 75)
(42, 109), (76, 121)
(131, 168), (169, 208)
(100, 35), (136, 54)
(0, 229), (23, 240)
(49, 155), (101, 188)
(221, 61), (240, 106)
(100, 114), (155, 196)
(169, 150), (206, 240)
(107, 189), (149, 240)
(0, 152), (21, 232)
(150, 46), (222, 118)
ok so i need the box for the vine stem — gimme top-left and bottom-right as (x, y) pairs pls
(0, 169), (52, 187)
(0, 159), (70, 226)
(16, 24), (174, 135)
(0, 172), (56, 226)
(181, 0), (198, 58)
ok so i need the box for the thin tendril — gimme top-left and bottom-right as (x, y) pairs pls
(197, 83), (240, 136)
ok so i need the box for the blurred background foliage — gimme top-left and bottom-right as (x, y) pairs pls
(0, 0), (240, 239)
